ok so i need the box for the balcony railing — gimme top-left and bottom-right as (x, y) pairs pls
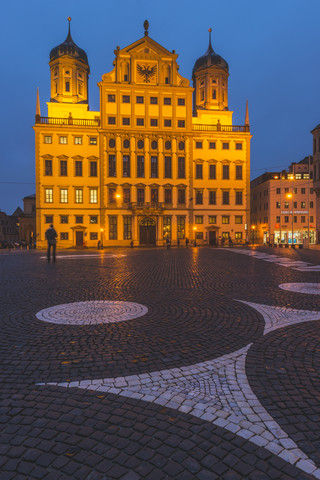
(35, 115), (100, 127)
(129, 202), (165, 211)
(193, 124), (250, 132)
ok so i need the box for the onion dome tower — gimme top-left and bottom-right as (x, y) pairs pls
(192, 29), (229, 114)
(49, 17), (90, 104)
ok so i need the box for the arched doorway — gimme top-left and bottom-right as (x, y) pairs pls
(139, 217), (156, 245)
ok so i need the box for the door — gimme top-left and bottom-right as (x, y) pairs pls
(139, 217), (156, 245)
(209, 231), (216, 246)
(76, 231), (83, 247)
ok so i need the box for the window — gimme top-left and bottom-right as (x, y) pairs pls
(293, 188), (297, 194)
(212, 90), (216, 99)
(75, 189), (83, 203)
(163, 216), (172, 239)
(151, 156), (158, 178)
(177, 216), (185, 239)
(65, 81), (70, 92)
(235, 232), (242, 240)
(276, 202), (280, 208)
(310, 201), (314, 208)
(136, 118), (144, 126)
(293, 202), (297, 208)
(137, 156), (145, 177)
(276, 216), (280, 223)
(284, 188), (289, 193)
(222, 216), (230, 224)
(75, 216), (83, 224)
(235, 216), (243, 224)
(60, 189), (68, 203)
(235, 191), (243, 205)
(45, 160), (52, 176)
(178, 98), (185, 106)
(123, 155), (130, 177)
(284, 202), (289, 208)
(75, 161), (82, 176)
(195, 164), (203, 179)
(123, 188), (131, 204)
(44, 136), (52, 144)
(90, 232), (98, 240)
(164, 119), (171, 127)
(301, 188), (306, 194)
(89, 161), (97, 177)
(235, 143), (242, 150)
(123, 216), (132, 240)
(295, 173), (302, 180)
(108, 94), (116, 102)
(122, 95), (130, 103)
(109, 216), (117, 240)
(90, 188), (98, 204)
(303, 174), (309, 179)
(209, 216), (216, 224)
(164, 189), (172, 204)
(276, 188), (280, 194)
(294, 216), (297, 223)
(222, 143), (229, 150)
(235, 165), (243, 180)
(178, 141), (185, 150)
(164, 157), (172, 178)
(60, 232), (69, 240)
(301, 215), (306, 223)
(137, 140), (144, 149)
(60, 215), (68, 224)
(165, 141), (171, 150)
(222, 232), (229, 239)
(137, 188), (145, 203)
(136, 96), (144, 104)
(123, 139), (130, 149)
(74, 137), (82, 145)
(108, 117), (116, 125)
(195, 142), (202, 149)
(222, 165), (229, 179)
(151, 188), (158, 203)
(301, 201), (306, 208)
(222, 191), (229, 205)
(163, 97), (171, 105)
(108, 155), (116, 177)
(90, 216), (98, 224)
(178, 120), (185, 128)
(89, 137), (97, 145)
(209, 164), (216, 179)
(60, 160), (67, 176)
(310, 216), (314, 223)
(45, 188), (53, 203)
(195, 216), (203, 224)
(178, 157), (185, 178)
(151, 140), (158, 150)
(150, 97), (158, 104)
(122, 118), (130, 126)
(195, 191), (203, 204)
(45, 215), (53, 223)
(195, 232), (203, 240)
(209, 191), (216, 205)
(178, 189), (186, 204)
(60, 136), (67, 144)
(311, 188), (314, 194)
(109, 188), (116, 204)
(284, 216), (289, 223)
(109, 138), (116, 148)
(209, 142), (216, 149)
(150, 119), (158, 127)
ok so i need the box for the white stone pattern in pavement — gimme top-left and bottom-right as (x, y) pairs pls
(36, 301), (148, 325)
(279, 283), (320, 295)
(41, 302), (320, 478)
(221, 248), (320, 272)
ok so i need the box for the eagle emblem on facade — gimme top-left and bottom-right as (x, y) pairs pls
(137, 64), (157, 83)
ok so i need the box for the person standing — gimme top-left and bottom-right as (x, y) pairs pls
(45, 224), (57, 262)
(185, 237), (189, 248)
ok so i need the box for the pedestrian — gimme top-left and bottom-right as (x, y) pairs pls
(228, 236), (233, 248)
(185, 237), (189, 248)
(130, 240), (134, 248)
(45, 224), (57, 262)
(177, 238), (180, 248)
(97, 240), (101, 249)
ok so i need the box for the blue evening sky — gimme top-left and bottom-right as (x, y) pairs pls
(0, 0), (319, 214)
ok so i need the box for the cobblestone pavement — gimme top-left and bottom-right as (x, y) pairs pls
(1, 245), (320, 479)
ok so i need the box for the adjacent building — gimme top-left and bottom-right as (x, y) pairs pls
(250, 157), (316, 245)
(34, 19), (251, 248)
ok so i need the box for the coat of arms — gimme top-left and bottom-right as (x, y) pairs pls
(137, 64), (157, 83)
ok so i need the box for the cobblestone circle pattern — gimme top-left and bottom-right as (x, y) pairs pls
(36, 300), (148, 325)
(279, 283), (320, 294)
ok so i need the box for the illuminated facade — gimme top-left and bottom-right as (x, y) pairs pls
(250, 157), (316, 245)
(34, 20), (251, 248)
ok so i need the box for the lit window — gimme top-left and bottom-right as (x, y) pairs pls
(60, 189), (68, 203)
(90, 216), (98, 224)
(222, 216), (230, 224)
(90, 188), (98, 204)
(235, 232), (242, 239)
(301, 201), (306, 208)
(44, 136), (52, 144)
(209, 216), (216, 224)
(235, 216), (243, 224)
(89, 137), (97, 145)
(75, 189), (83, 203)
(195, 216), (203, 224)
(74, 137), (82, 145)
(59, 136), (67, 144)
(45, 188), (53, 203)
(123, 216), (132, 240)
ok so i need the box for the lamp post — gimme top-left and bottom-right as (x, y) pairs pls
(286, 193), (294, 247)
(193, 226), (197, 246)
(251, 225), (256, 245)
(100, 228), (104, 249)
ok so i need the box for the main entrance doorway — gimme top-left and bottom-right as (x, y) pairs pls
(75, 231), (84, 247)
(209, 230), (217, 246)
(139, 217), (156, 245)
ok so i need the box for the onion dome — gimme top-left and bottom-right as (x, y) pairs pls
(192, 29), (228, 77)
(50, 17), (88, 65)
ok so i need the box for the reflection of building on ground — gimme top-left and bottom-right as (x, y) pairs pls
(250, 157), (316, 245)
(34, 19), (251, 249)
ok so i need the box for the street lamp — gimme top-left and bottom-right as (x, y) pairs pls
(286, 193), (294, 247)
(100, 228), (104, 249)
(251, 225), (256, 245)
